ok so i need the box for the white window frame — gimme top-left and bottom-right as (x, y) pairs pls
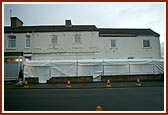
(110, 39), (117, 48)
(143, 40), (151, 48)
(25, 35), (31, 48)
(8, 35), (16, 48)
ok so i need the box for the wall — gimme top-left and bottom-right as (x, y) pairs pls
(31, 31), (100, 60)
(4, 31), (161, 60)
(4, 33), (32, 53)
(99, 36), (161, 59)
(4, 62), (19, 80)
(31, 31), (161, 59)
(102, 74), (164, 82)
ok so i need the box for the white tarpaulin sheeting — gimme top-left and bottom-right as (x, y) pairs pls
(50, 60), (77, 77)
(103, 59), (129, 75)
(24, 59), (164, 83)
(78, 59), (103, 81)
(24, 60), (50, 83)
(24, 66), (50, 83)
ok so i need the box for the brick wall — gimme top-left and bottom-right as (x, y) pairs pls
(101, 74), (164, 82)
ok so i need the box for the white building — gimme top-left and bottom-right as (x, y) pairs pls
(4, 17), (163, 82)
(4, 17), (161, 60)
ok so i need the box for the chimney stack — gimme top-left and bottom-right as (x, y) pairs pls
(11, 17), (23, 28)
(65, 20), (72, 26)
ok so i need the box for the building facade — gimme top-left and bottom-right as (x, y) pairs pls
(4, 17), (161, 60)
(4, 17), (161, 80)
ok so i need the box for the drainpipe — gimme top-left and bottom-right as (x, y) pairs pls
(17, 56), (21, 80)
(76, 60), (78, 77)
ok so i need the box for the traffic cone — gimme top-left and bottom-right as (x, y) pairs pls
(96, 105), (102, 111)
(67, 80), (71, 88)
(23, 80), (29, 88)
(136, 79), (141, 86)
(106, 79), (111, 87)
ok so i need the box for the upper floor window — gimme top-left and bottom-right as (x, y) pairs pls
(8, 35), (16, 48)
(111, 40), (117, 48)
(74, 34), (81, 43)
(25, 35), (31, 48)
(51, 35), (57, 44)
(143, 40), (151, 48)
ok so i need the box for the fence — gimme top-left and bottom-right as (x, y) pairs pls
(24, 59), (164, 83)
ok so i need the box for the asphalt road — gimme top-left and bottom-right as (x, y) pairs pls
(4, 87), (164, 111)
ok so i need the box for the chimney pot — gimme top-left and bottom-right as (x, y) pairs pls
(65, 20), (72, 26)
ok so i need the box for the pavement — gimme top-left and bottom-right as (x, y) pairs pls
(4, 81), (164, 90)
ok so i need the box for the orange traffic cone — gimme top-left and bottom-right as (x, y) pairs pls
(136, 79), (141, 86)
(106, 79), (111, 87)
(67, 80), (71, 88)
(23, 80), (29, 88)
(96, 105), (102, 111)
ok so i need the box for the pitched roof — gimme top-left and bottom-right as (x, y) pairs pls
(4, 25), (98, 33)
(4, 25), (160, 37)
(98, 28), (160, 37)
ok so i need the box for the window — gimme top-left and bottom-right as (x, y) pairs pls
(25, 35), (31, 48)
(51, 35), (57, 44)
(143, 40), (150, 48)
(111, 40), (116, 48)
(8, 35), (16, 48)
(74, 34), (81, 43)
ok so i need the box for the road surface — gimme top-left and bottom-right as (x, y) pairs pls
(4, 87), (164, 111)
